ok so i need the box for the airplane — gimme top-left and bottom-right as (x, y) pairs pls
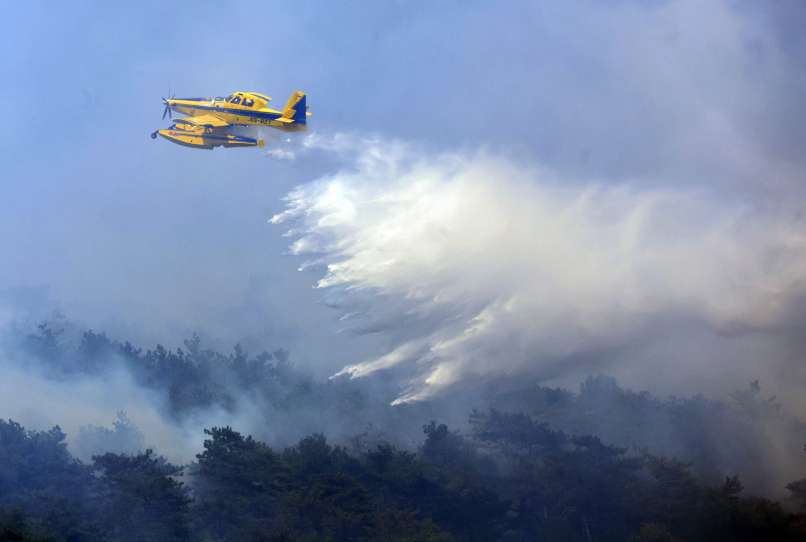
(151, 90), (309, 149)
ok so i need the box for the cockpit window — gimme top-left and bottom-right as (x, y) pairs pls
(231, 96), (242, 105)
(226, 94), (236, 103)
(243, 98), (254, 107)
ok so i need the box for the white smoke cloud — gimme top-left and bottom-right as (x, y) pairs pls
(273, 135), (806, 403)
(265, 148), (297, 161)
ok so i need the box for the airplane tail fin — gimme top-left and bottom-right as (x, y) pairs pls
(282, 91), (308, 124)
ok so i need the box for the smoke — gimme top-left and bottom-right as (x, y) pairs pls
(0, 301), (426, 464)
(0, 361), (196, 464)
(265, 148), (297, 161)
(0, 307), (280, 464)
(273, 134), (806, 404)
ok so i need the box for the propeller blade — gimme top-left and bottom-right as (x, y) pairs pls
(161, 96), (172, 120)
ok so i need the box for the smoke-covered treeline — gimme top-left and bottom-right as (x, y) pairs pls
(3, 318), (806, 493)
(1, 320), (806, 540)
(484, 376), (806, 497)
(3, 413), (806, 541)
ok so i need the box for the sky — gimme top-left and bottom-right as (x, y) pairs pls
(2, 1), (805, 402)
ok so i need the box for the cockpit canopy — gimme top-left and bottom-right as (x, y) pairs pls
(225, 92), (270, 108)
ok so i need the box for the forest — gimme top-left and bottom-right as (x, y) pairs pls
(1, 322), (806, 541)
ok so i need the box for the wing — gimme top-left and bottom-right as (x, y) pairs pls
(175, 114), (230, 128)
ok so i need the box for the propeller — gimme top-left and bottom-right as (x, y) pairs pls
(161, 90), (175, 120)
(161, 98), (172, 120)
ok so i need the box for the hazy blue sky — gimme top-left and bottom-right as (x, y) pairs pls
(2, 1), (805, 380)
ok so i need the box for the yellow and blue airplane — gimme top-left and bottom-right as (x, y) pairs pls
(151, 90), (309, 149)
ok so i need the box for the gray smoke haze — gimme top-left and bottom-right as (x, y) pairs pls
(0, 362), (189, 463)
(0, 305), (435, 464)
(1, 0), (806, 502)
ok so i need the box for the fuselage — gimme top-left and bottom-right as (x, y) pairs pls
(167, 93), (306, 132)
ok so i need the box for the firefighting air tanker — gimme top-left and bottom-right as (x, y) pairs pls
(151, 90), (309, 149)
